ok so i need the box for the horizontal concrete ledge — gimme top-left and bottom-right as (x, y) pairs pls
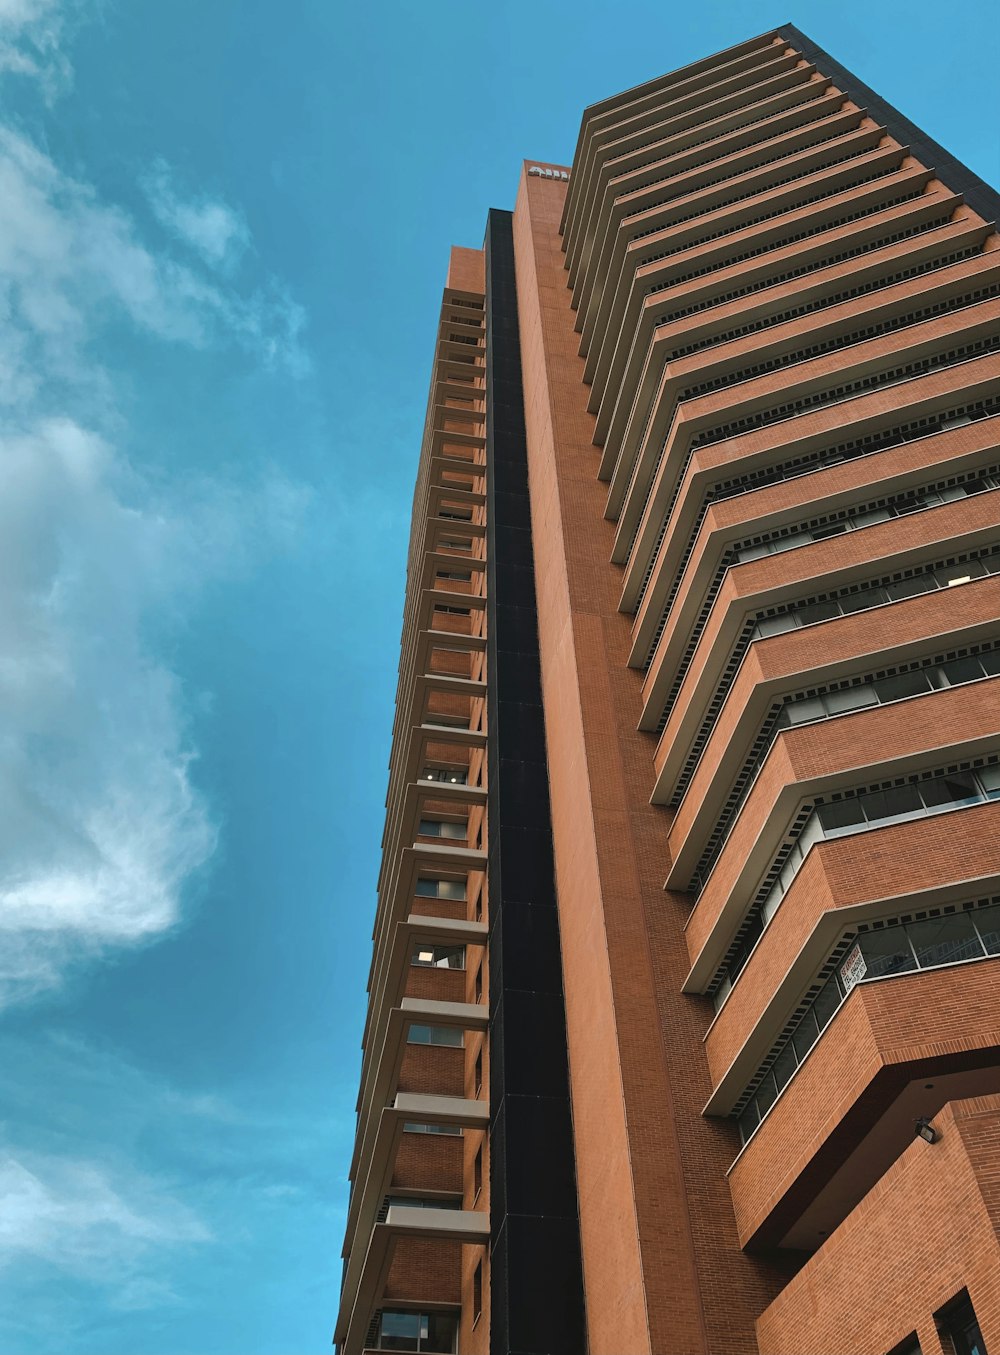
(400, 996), (489, 1029)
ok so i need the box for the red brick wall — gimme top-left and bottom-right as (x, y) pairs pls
(756, 1095), (1000, 1355)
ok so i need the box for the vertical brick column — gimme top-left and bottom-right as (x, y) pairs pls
(484, 207), (586, 1355)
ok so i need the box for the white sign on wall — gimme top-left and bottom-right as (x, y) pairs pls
(840, 943), (868, 993)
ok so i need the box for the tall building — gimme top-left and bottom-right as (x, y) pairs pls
(335, 26), (1000, 1355)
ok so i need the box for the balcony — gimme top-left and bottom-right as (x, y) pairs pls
(703, 799), (1000, 1105)
(664, 609), (1000, 883)
(683, 678), (1000, 990)
(726, 960), (1000, 1250)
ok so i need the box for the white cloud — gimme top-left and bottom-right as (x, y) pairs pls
(0, 0), (78, 97)
(143, 157), (251, 270)
(0, 1153), (211, 1273)
(0, 7), (311, 1005)
(0, 126), (308, 387)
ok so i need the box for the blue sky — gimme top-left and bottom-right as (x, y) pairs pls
(0, 1), (995, 1352)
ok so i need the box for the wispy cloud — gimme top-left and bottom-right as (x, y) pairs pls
(143, 157), (251, 271)
(0, 0), (84, 98)
(0, 5), (311, 1006)
(0, 1030), (348, 1345)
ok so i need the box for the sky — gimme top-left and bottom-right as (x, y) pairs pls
(0, 0), (995, 1352)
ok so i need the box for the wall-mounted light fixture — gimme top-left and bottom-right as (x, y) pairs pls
(915, 1116), (938, 1144)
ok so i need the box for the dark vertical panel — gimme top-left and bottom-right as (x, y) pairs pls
(484, 208), (586, 1355)
(781, 24), (1000, 224)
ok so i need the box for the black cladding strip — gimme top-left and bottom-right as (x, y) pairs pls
(484, 208), (586, 1355)
(780, 24), (1000, 225)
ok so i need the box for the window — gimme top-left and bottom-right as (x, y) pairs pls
(418, 818), (466, 840)
(938, 1292), (989, 1355)
(421, 767), (468, 785)
(407, 1024), (464, 1047)
(749, 554), (1000, 644)
(474, 1048), (483, 1095)
(440, 537), (473, 551)
(752, 767), (1000, 932)
(885, 1336), (923, 1355)
(474, 963), (483, 1002)
(473, 1260), (483, 1326)
(734, 474), (1000, 565)
(411, 944), (465, 969)
(436, 569), (473, 582)
(376, 1309), (459, 1352)
(473, 1145), (483, 1201)
(415, 878), (467, 900)
(402, 1121), (461, 1135)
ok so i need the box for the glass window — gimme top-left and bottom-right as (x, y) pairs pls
(810, 522), (850, 542)
(771, 1041), (799, 1095)
(411, 945), (466, 969)
(872, 670), (932, 703)
(473, 1261), (483, 1325)
(980, 649), (1000, 677)
(377, 1310), (459, 1353)
(938, 1294), (988, 1355)
(860, 784), (924, 825)
(425, 1313), (460, 1353)
(840, 587), (888, 614)
(415, 878), (467, 900)
(824, 684), (879, 715)
(790, 1008), (821, 1063)
(780, 695), (826, 726)
(974, 904), (1000, 956)
(919, 774), (982, 810)
(754, 613), (798, 639)
(811, 973), (844, 1033)
(937, 560), (985, 587)
(379, 1311), (422, 1351)
(858, 928), (917, 980)
(737, 541), (771, 562)
(795, 598), (843, 626)
(816, 799), (866, 835)
(403, 1121), (462, 1135)
(885, 574), (936, 601)
(418, 819), (467, 839)
(407, 1024), (464, 1047)
(754, 1071), (779, 1119)
(908, 914), (984, 968)
(422, 767), (468, 784)
(738, 1100), (760, 1144)
(979, 765), (1000, 799)
(932, 656), (988, 688)
(852, 506), (893, 527)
